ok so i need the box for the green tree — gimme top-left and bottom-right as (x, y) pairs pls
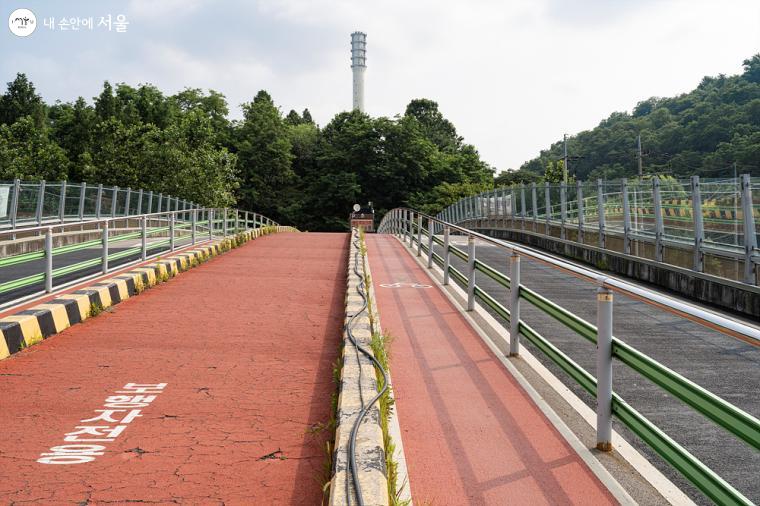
(0, 73), (46, 127)
(48, 97), (97, 180)
(0, 117), (68, 180)
(404, 98), (461, 152)
(94, 81), (118, 121)
(235, 90), (295, 219)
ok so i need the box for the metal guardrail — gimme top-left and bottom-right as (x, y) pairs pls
(379, 208), (760, 506)
(437, 175), (760, 285)
(0, 207), (278, 306)
(0, 179), (202, 232)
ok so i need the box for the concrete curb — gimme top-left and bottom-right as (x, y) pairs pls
(0, 226), (295, 360)
(330, 229), (388, 506)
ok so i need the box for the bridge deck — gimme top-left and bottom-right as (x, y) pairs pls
(366, 234), (617, 505)
(0, 232), (347, 504)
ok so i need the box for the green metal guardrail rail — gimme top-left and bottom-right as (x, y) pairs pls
(379, 208), (760, 506)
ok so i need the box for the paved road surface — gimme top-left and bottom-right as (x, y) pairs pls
(366, 234), (618, 505)
(427, 233), (760, 504)
(0, 232), (347, 504)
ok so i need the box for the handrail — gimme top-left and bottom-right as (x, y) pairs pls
(0, 207), (280, 305)
(378, 207), (759, 505)
(0, 179), (202, 233)
(441, 176), (760, 285)
(389, 208), (759, 344)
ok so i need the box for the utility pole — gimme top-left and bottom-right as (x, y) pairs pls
(637, 133), (643, 177)
(563, 133), (569, 184)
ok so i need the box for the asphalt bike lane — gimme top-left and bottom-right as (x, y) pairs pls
(0, 232), (348, 505)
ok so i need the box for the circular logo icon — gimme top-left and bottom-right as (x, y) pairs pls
(8, 8), (36, 37)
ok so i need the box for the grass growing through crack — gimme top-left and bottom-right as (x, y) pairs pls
(88, 301), (104, 318)
(316, 352), (343, 505)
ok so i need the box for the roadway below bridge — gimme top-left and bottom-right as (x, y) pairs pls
(0, 237), (199, 306)
(426, 232), (760, 504)
(0, 232), (347, 504)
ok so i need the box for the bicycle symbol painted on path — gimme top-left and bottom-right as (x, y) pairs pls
(379, 282), (432, 289)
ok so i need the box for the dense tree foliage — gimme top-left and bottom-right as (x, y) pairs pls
(0, 75), (493, 229)
(5, 55), (755, 230)
(507, 55), (760, 182)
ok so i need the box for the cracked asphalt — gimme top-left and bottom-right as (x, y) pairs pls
(0, 232), (348, 505)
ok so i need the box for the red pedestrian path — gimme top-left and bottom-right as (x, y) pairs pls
(0, 232), (347, 505)
(366, 234), (618, 505)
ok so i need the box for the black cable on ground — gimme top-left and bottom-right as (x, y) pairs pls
(344, 231), (389, 506)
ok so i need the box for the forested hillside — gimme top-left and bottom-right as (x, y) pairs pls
(0, 77), (493, 230)
(499, 55), (760, 186)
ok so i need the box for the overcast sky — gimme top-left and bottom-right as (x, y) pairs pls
(2, 0), (759, 172)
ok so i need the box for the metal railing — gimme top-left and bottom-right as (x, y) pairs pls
(379, 208), (760, 506)
(437, 175), (760, 285)
(0, 207), (278, 307)
(0, 179), (203, 232)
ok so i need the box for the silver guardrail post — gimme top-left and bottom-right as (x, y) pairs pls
(124, 188), (131, 216)
(406, 210), (412, 246)
(223, 208), (228, 237)
(596, 285), (614, 451)
(45, 226), (54, 293)
(95, 184), (103, 219)
(417, 214), (422, 257)
(9, 178), (20, 231)
(520, 185), (527, 231)
(560, 182), (567, 240)
(577, 181), (584, 244)
(599, 179), (607, 250)
(136, 189), (143, 215)
(147, 191), (153, 214)
(443, 226), (451, 285)
(691, 176), (704, 272)
(427, 217), (434, 268)
(622, 179), (631, 254)
(170, 213), (176, 251)
(653, 176), (664, 262)
(157, 193), (163, 213)
(141, 216), (147, 260)
(509, 252), (520, 356)
(467, 235), (476, 311)
(102, 220), (109, 274)
(235, 211), (239, 233)
(741, 174), (758, 284)
(192, 208), (197, 245)
(36, 179), (46, 227)
(58, 181), (67, 223)
(510, 188), (516, 228)
(111, 186), (119, 217)
(544, 181), (551, 235)
(209, 209), (214, 239)
(531, 182), (538, 232)
(78, 182), (86, 221)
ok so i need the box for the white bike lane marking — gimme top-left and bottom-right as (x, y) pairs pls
(379, 282), (432, 289)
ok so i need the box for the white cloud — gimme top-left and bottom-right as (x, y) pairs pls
(2, 0), (758, 172)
